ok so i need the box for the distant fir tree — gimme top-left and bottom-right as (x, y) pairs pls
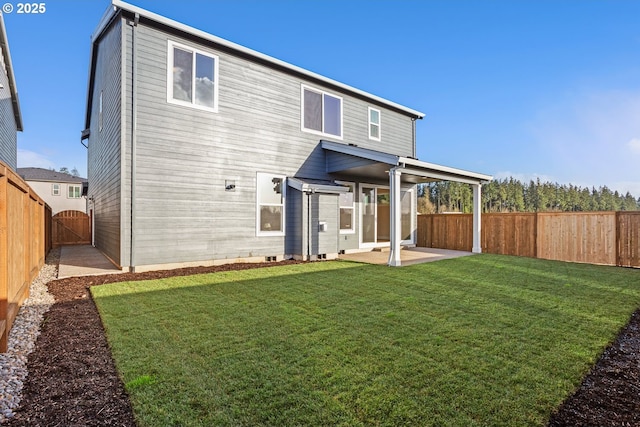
(418, 178), (639, 214)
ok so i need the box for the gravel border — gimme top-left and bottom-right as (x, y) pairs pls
(0, 249), (58, 423)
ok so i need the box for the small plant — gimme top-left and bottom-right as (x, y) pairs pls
(126, 375), (156, 390)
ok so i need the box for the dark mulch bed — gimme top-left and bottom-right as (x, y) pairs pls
(5, 259), (640, 426)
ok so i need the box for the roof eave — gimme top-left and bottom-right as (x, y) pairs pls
(400, 157), (493, 183)
(83, 4), (120, 131)
(110, 0), (425, 119)
(0, 12), (23, 131)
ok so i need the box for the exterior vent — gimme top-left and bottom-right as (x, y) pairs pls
(265, 256), (277, 262)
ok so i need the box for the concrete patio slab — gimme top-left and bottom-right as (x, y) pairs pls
(339, 247), (474, 266)
(58, 245), (123, 279)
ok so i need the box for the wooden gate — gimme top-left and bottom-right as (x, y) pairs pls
(52, 210), (91, 246)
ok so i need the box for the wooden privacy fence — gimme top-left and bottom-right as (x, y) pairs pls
(0, 161), (49, 352)
(52, 210), (91, 247)
(417, 212), (640, 268)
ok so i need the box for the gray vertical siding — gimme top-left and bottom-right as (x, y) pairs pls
(285, 187), (303, 257)
(315, 193), (340, 256)
(90, 15), (417, 268)
(87, 19), (123, 266)
(0, 58), (17, 170)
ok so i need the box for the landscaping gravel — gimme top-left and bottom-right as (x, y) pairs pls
(0, 249), (58, 423)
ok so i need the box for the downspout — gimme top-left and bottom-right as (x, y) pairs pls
(129, 13), (139, 271)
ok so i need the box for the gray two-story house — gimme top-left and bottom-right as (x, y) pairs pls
(83, 0), (491, 272)
(0, 11), (22, 171)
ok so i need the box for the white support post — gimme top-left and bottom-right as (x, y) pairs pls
(472, 183), (482, 253)
(388, 168), (402, 266)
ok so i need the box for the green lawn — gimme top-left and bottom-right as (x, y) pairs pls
(92, 254), (640, 426)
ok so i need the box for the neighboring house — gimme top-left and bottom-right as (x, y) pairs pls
(17, 168), (87, 215)
(83, 0), (491, 272)
(0, 11), (22, 170)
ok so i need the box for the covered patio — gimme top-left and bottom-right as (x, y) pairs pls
(339, 247), (474, 266)
(322, 140), (492, 266)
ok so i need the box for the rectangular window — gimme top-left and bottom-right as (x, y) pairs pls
(257, 173), (285, 236)
(52, 183), (60, 196)
(99, 91), (103, 132)
(68, 185), (81, 199)
(339, 182), (355, 233)
(301, 85), (343, 138)
(168, 41), (218, 112)
(369, 107), (381, 141)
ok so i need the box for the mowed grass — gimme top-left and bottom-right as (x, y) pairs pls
(92, 254), (640, 426)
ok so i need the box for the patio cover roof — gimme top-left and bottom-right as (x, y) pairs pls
(321, 141), (492, 185)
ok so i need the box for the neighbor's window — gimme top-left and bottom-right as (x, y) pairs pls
(52, 183), (60, 196)
(302, 85), (342, 138)
(257, 173), (285, 235)
(68, 184), (82, 199)
(168, 41), (218, 112)
(369, 107), (381, 141)
(339, 182), (355, 233)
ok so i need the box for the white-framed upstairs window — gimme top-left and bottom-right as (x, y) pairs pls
(52, 183), (60, 196)
(368, 107), (381, 141)
(256, 173), (286, 236)
(301, 85), (343, 139)
(338, 182), (355, 234)
(68, 184), (82, 199)
(167, 40), (219, 112)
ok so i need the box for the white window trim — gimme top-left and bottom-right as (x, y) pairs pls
(337, 181), (356, 234)
(167, 40), (219, 113)
(256, 173), (286, 237)
(52, 183), (60, 196)
(300, 84), (344, 140)
(67, 184), (82, 199)
(368, 107), (381, 141)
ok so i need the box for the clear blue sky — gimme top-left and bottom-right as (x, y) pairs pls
(4, 0), (640, 195)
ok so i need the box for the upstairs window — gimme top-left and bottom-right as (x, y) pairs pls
(168, 41), (218, 112)
(52, 184), (60, 196)
(68, 185), (82, 199)
(369, 107), (381, 141)
(302, 85), (342, 138)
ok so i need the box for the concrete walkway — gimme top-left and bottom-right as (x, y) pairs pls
(339, 247), (474, 266)
(58, 245), (123, 279)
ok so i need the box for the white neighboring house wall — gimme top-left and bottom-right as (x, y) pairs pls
(17, 168), (87, 215)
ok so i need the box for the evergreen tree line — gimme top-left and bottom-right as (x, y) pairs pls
(418, 178), (640, 214)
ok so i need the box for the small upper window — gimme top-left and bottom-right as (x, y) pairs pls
(52, 184), (60, 196)
(369, 107), (381, 141)
(68, 185), (82, 199)
(168, 41), (218, 112)
(99, 91), (103, 132)
(302, 86), (343, 138)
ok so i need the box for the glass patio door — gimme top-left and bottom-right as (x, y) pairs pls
(361, 185), (414, 247)
(361, 186), (376, 243)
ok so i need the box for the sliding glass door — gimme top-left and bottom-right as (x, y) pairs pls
(360, 185), (414, 247)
